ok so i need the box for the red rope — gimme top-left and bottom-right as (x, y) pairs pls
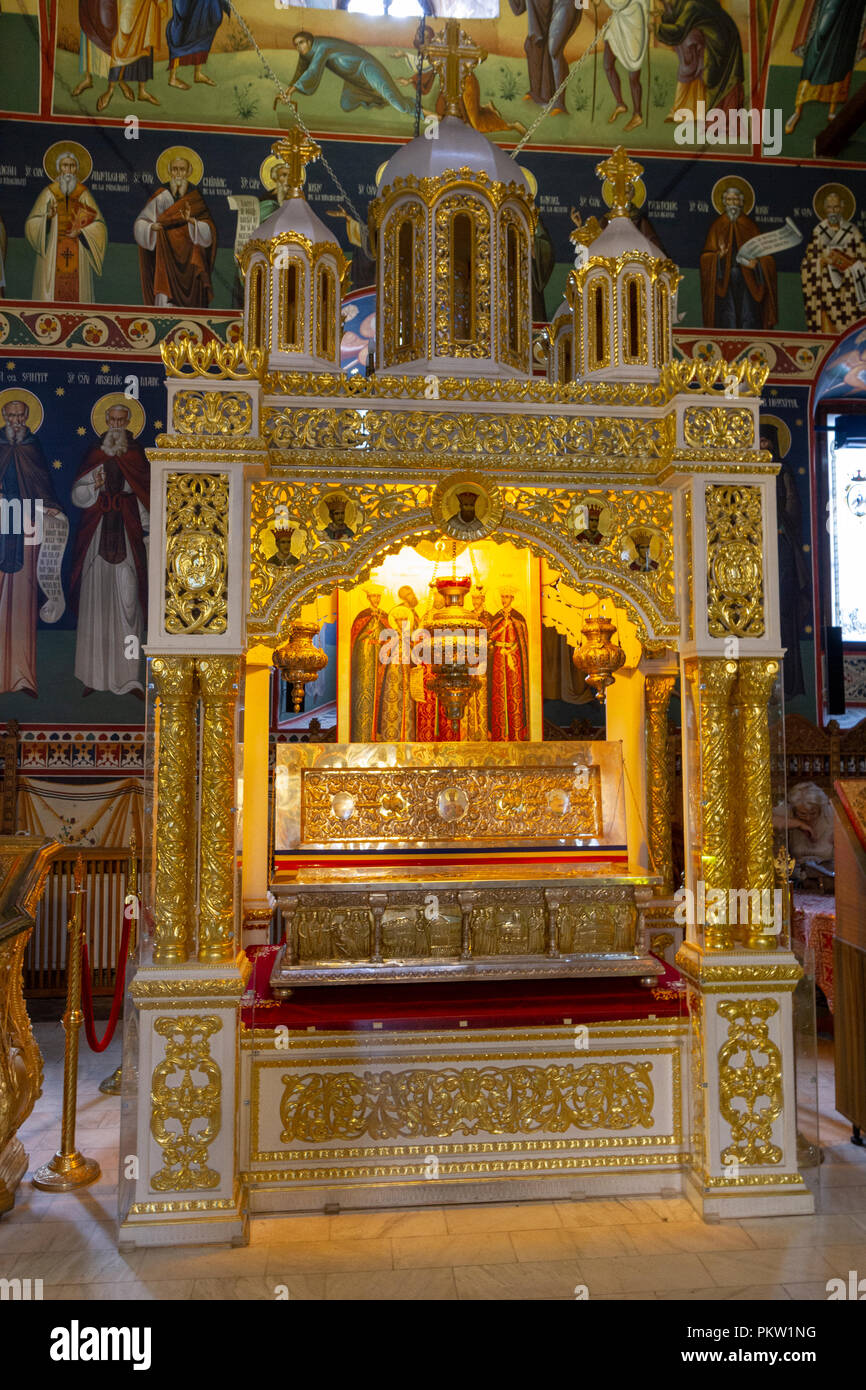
(80, 899), (134, 1053)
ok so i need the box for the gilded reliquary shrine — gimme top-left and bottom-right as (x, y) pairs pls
(115, 76), (809, 1244)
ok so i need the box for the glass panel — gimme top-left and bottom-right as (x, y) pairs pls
(281, 264), (300, 350)
(318, 269), (333, 358)
(452, 213), (474, 343)
(397, 220), (413, 351)
(506, 223), (519, 355)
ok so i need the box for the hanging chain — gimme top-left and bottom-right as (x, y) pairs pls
(226, 0), (363, 223)
(227, 2), (612, 226)
(513, 16), (611, 156)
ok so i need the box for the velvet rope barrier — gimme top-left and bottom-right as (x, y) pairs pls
(80, 898), (134, 1054)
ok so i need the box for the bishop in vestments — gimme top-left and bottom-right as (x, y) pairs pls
(25, 150), (107, 304)
(134, 152), (217, 308)
(69, 402), (149, 697)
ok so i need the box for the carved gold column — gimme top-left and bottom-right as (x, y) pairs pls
(151, 656), (198, 965)
(732, 658), (780, 951)
(645, 674), (676, 894)
(197, 655), (242, 963)
(686, 658), (738, 950)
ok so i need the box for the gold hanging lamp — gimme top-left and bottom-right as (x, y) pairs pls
(428, 576), (486, 725)
(572, 613), (626, 701)
(273, 621), (328, 712)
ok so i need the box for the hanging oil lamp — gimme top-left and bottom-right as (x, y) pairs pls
(273, 621), (328, 712)
(429, 576), (487, 725)
(572, 614), (625, 701)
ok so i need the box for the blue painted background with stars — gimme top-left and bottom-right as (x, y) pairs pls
(0, 355), (161, 724)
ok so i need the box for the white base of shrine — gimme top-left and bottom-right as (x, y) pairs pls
(683, 1173), (815, 1221)
(240, 1017), (692, 1215)
(118, 1203), (249, 1250)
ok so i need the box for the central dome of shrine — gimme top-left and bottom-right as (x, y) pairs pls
(377, 114), (530, 194)
(368, 20), (536, 380)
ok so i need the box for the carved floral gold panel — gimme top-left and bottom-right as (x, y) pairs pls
(164, 472), (229, 635)
(705, 483), (765, 638)
(172, 390), (253, 437)
(279, 1061), (655, 1142)
(717, 998), (783, 1167)
(151, 1015), (222, 1192)
(683, 406), (755, 450)
(300, 765), (603, 844)
(247, 479), (678, 647)
(262, 406), (674, 468)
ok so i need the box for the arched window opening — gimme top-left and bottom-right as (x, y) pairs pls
(626, 278), (640, 360)
(318, 267), (335, 359)
(397, 219), (414, 352)
(280, 262), (300, 350)
(562, 339), (572, 382)
(590, 282), (607, 369)
(452, 212), (474, 343)
(506, 223), (520, 355)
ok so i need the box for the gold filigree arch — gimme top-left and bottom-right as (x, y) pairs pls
(248, 480), (680, 649)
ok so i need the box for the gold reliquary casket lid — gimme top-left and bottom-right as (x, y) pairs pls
(272, 740), (629, 878)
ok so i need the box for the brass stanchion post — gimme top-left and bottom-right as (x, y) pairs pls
(33, 853), (101, 1191)
(99, 831), (138, 1097)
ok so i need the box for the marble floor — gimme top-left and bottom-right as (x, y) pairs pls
(1, 1027), (865, 1301)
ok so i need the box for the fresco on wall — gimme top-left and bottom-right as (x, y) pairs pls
(0, 355), (161, 724)
(51, 0), (757, 153)
(764, 0), (866, 160)
(0, 0), (43, 116)
(3, 116), (866, 333)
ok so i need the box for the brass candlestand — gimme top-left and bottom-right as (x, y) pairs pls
(33, 854), (101, 1191)
(99, 832), (137, 1097)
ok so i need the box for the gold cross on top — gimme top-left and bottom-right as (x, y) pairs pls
(421, 19), (486, 119)
(271, 121), (321, 199)
(595, 147), (644, 218)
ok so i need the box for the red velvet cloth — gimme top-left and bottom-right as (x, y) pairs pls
(242, 946), (686, 1033)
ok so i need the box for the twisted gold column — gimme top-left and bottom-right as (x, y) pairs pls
(151, 657), (198, 965)
(732, 658), (780, 951)
(645, 674), (676, 895)
(197, 656), (242, 963)
(686, 658), (738, 950)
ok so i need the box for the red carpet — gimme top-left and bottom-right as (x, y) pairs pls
(242, 946), (686, 1033)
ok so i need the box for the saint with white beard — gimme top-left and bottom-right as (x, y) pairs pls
(25, 143), (106, 304)
(69, 398), (150, 697)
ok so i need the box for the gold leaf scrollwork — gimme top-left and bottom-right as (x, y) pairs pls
(705, 484), (765, 638)
(173, 390), (253, 437)
(151, 1015), (222, 1191)
(279, 1061), (654, 1142)
(683, 406), (755, 450)
(717, 998), (783, 1167)
(160, 334), (263, 379)
(164, 472), (229, 635)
